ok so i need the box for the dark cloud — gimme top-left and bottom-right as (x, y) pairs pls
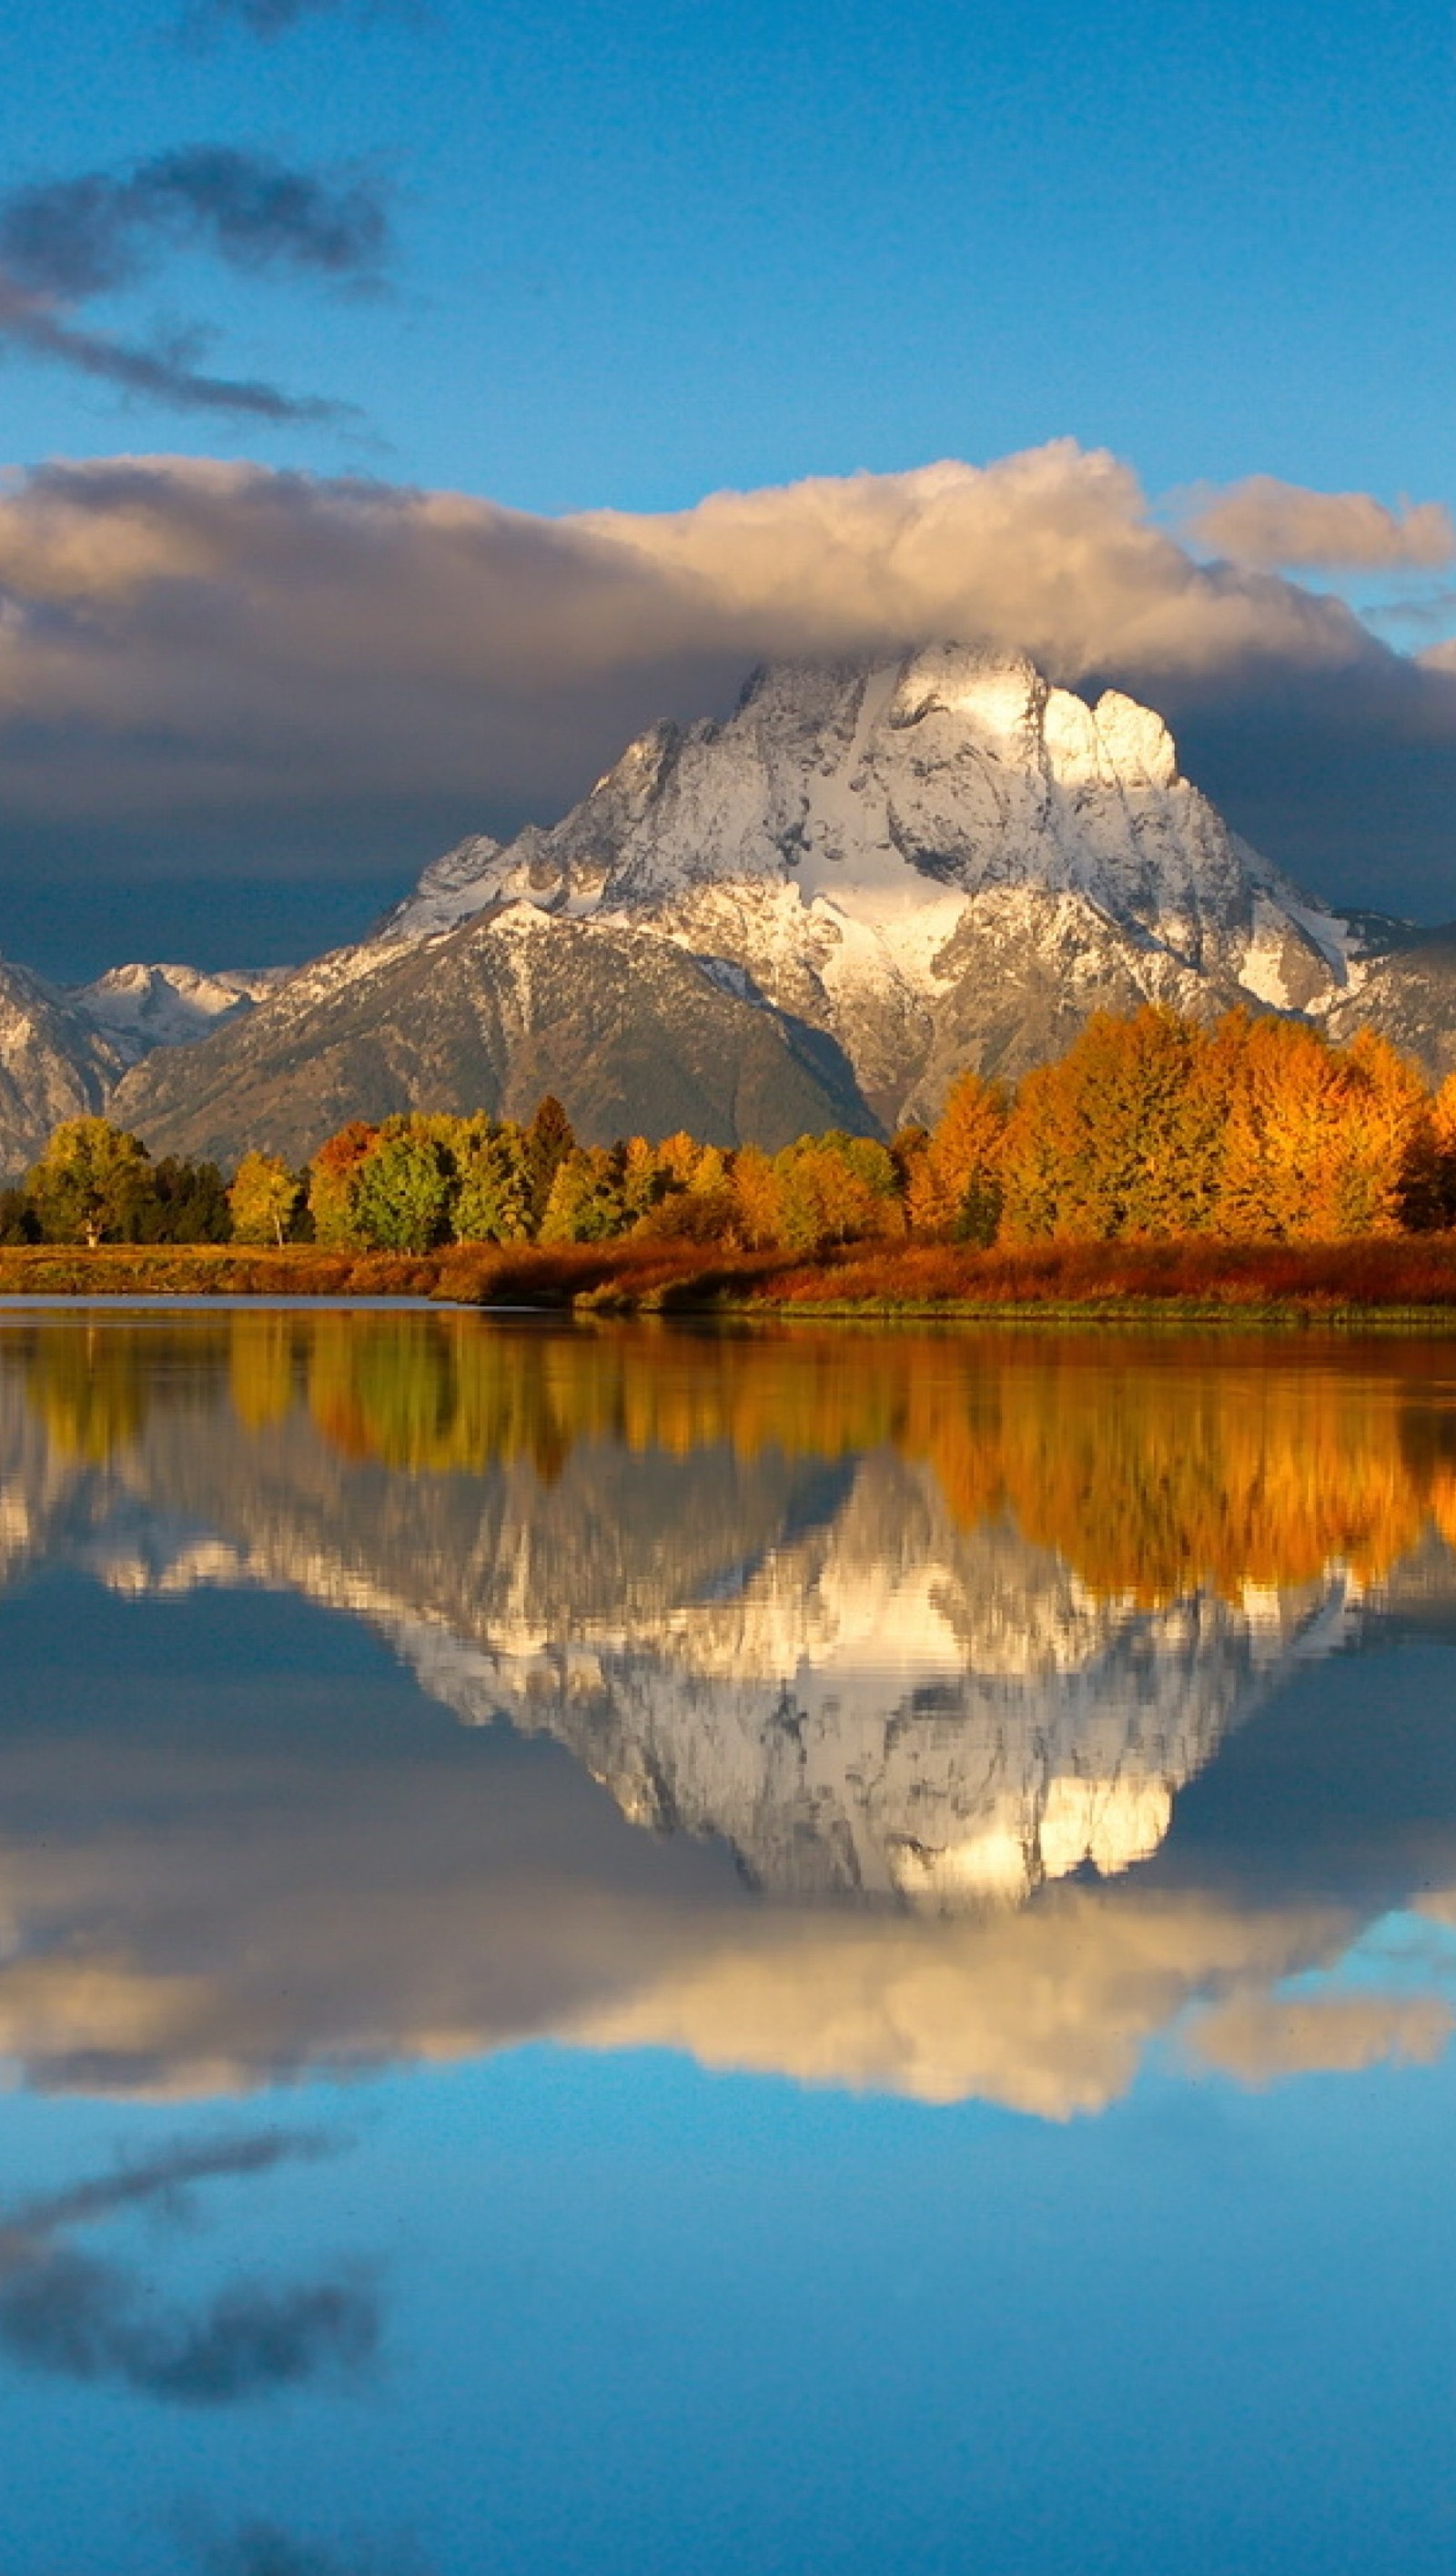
(0, 2131), (378, 2405)
(0, 2246), (377, 2401)
(0, 147), (386, 422)
(0, 149), (389, 298)
(198, 2517), (429, 2576)
(2, 446), (1456, 955)
(0, 272), (354, 423)
(184, 0), (410, 40)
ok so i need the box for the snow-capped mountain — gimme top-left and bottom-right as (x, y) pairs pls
(387, 647), (1350, 1017)
(115, 644), (1372, 1161)
(69, 962), (289, 1066)
(376, 644), (1362, 1128)
(0, 956), (289, 1173)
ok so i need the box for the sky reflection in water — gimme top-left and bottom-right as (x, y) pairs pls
(0, 1313), (1453, 2575)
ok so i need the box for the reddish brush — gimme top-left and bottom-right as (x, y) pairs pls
(5, 1233), (1456, 1312)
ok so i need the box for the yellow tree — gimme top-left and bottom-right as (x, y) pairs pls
(228, 1151), (303, 1246)
(906, 1070), (1008, 1242)
(731, 1146), (786, 1248)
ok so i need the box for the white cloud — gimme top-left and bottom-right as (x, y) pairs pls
(1185, 1988), (1453, 2085)
(1187, 475), (1456, 572)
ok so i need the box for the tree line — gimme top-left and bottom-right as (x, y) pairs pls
(7, 1006), (1456, 1253)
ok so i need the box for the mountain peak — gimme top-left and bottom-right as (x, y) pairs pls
(381, 643), (1299, 968)
(103, 645), (1410, 1166)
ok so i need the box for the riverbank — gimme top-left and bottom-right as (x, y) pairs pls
(7, 1233), (1456, 1319)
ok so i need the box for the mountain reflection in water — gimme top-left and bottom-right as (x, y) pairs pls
(2, 1311), (1455, 2116)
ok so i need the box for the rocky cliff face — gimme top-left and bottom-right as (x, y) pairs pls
(115, 644), (1362, 1160)
(1325, 924), (1456, 1081)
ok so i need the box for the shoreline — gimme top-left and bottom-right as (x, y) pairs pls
(6, 1238), (1456, 1327)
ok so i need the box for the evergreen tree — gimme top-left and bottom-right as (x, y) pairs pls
(0, 1186), (39, 1245)
(133, 1156), (232, 1243)
(523, 1096), (575, 1224)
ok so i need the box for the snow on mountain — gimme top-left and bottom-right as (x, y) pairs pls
(251, 644), (1360, 1140)
(68, 962), (289, 1067)
(373, 836), (505, 939)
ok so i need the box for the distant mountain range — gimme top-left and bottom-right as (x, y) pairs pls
(6, 644), (1456, 1171)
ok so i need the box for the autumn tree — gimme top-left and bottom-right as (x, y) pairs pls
(228, 1151), (303, 1245)
(539, 1146), (632, 1243)
(771, 1133), (900, 1253)
(26, 1118), (153, 1246)
(308, 1121), (380, 1245)
(730, 1145), (784, 1248)
(1215, 1019), (1428, 1239)
(906, 1071), (1008, 1242)
(999, 1009), (1221, 1241)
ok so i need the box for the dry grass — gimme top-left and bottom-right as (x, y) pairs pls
(8, 1232), (1456, 1315)
(0, 1243), (450, 1297)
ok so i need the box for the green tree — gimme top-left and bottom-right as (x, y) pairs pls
(349, 1129), (455, 1251)
(228, 1151), (303, 1245)
(452, 1123), (533, 1242)
(27, 1118), (152, 1246)
(539, 1146), (632, 1243)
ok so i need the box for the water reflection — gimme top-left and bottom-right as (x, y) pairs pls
(2, 1313), (1455, 2115)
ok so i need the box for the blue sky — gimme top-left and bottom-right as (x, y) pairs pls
(2, 0), (1455, 969)
(4, 0), (1452, 512)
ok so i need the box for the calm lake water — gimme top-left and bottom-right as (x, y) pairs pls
(1, 1309), (1454, 2575)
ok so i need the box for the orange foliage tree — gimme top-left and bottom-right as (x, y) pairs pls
(905, 1071), (1008, 1242)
